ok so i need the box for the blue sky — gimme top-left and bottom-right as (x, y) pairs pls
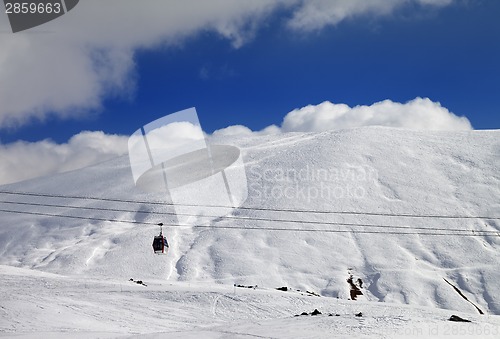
(1, 0), (499, 145)
(0, 0), (498, 185)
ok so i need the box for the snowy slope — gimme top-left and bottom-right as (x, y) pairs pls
(2, 264), (500, 338)
(0, 127), (499, 336)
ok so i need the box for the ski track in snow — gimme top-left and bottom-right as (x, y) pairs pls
(1, 265), (499, 338)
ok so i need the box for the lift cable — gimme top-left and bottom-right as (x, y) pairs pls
(0, 199), (496, 233)
(1, 208), (498, 237)
(0, 190), (498, 220)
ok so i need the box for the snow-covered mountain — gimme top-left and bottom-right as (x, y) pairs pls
(1, 127), (499, 337)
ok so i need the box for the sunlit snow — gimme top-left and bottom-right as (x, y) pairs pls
(1, 127), (499, 337)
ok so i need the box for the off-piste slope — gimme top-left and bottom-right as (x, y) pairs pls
(2, 264), (500, 338)
(0, 127), (499, 315)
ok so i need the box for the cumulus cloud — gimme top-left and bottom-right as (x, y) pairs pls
(0, 97), (472, 185)
(212, 124), (280, 138)
(0, 0), (461, 185)
(212, 125), (255, 138)
(0, 0), (456, 127)
(0, 131), (127, 185)
(281, 98), (472, 132)
(213, 97), (472, 139)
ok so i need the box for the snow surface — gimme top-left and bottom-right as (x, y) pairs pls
(0, 127), (499, 337)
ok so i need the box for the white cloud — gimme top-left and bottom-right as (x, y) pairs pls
(0, 97), (472, 185)
(212, 97), (472, 139)
(212, 124), (281, 138)
(0, 131), (127, 185)
(0, 0), (461, 185)
(212, 125), (255, 138)
(0, 0), (282, 127)
(281, 98), (472, 132)
(0, 0), (456, 128)
(287, 0), (454, 31)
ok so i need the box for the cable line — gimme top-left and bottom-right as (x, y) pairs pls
(0, 199), (495, 233)
(0, 208), (498, 237)
(0, 190), (498, 220)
